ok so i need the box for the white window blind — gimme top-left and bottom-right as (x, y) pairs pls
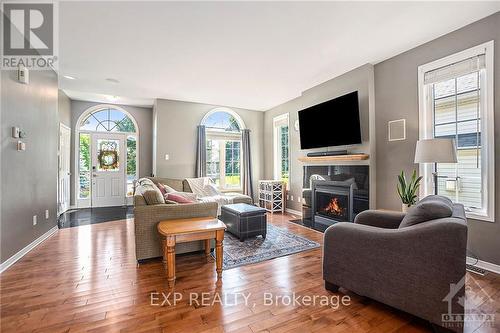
(423, 55), (485, 85)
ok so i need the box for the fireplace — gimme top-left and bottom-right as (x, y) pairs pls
(301, 165), (369, 232)
(312, 181), (354, 231)
(316, 192), (349, 221)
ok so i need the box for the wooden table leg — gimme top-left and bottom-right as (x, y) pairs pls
(215, 230), (224, 279)
(204, 239), (211, 257)
(166, 235), (176, 288)
(162, 238), (168, 275)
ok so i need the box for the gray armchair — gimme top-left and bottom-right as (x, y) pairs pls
(323, 196), (467, 332)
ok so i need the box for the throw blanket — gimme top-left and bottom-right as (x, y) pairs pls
(185, 177), (234, 214)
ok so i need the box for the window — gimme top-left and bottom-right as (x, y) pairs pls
(80, 108), (136, 133)
(126, 136), (137, 196)
(78, 133), (90, 199)
(418, 41), (495, 221)
(202, 109), (245, 190)
(273, 114), (289, 184)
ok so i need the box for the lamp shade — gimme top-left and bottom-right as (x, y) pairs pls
(414, 139), (457, 163)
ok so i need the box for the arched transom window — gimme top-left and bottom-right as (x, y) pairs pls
(80, 108), (136, 133)
(201, 109), (244, 190)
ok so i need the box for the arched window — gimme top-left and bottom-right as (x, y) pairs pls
(201, 108), (244, 190)
(80, 108), (136, 132)
(76, 105), (139, 206)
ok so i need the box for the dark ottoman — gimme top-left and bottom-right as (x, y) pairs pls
(220, 203), (267, 241)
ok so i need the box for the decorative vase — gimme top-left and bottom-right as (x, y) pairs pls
(402, 204), (410, 213)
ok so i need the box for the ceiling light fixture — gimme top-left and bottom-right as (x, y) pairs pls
(63, 75), (76, 80)
(106, 95), (118, 102)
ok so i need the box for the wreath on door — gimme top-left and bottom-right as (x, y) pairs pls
(98, 150), (119, 170)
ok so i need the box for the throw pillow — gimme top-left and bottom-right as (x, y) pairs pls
(399, 196), (453, 228)
(165, 193), (194, 204)
(157, 183), (176, 196)
(138, 180), (165, 205)
(142, 189), (165, 205)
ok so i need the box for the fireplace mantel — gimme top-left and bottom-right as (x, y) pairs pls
(298, 154), (369, 163)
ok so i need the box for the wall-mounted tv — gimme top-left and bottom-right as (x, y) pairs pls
(298, 91), (361, 149)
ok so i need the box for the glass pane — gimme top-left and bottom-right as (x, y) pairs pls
(457, 72), (478, 93)
(79, 172), (90, 199)
(434, 95), (455, 125)
(457, 90), (480, 122)
(79, 109), (135, 132)
(126, 136), (137, 177)
(202, 111), (241, 132)
(79, 133), (90, 171)
(114, 116), (135, 132)
(434, 123), (456, 139)
(97, 139), (119, 171)
(224, 140), (241, 188)
(80, 115), (99, 131)
(126, 136), (137, 196)
(457, 120), (480, 148)
(433, 78), (455, 99)
(457, 149), (482, 209)
(206, 139), (220, 185)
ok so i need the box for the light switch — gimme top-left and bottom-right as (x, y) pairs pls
(17, 141), (26, 151)
(33, 215), (37, 226)
(45, 210), (49, 219)
(164, 154), (170, 161)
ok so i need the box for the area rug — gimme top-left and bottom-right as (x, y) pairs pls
(213, 224), (320, 270)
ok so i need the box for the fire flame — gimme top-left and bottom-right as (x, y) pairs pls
(324, 198), (344, 216)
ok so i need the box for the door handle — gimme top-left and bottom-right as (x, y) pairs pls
(93, 173), (97, 177)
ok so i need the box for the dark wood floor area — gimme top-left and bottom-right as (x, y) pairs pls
(1, 214), (498, 332)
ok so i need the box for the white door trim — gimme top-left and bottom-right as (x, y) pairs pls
(58, 123), (71, 215)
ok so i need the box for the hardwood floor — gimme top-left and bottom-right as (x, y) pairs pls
(1, 214), (498, 333)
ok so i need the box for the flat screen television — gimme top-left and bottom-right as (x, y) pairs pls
(298, 91), (361, 149)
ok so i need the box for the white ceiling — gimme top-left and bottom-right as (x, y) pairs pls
(59, 2), (500, 110)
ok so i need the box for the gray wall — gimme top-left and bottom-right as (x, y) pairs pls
(375, 12), (500, 265)
(58, 90), (71, 127)
(154, 99), (264, 200)
(70, 101), (153, 205)
(263, 64), (376, 211)
(1, 69), (59, 263)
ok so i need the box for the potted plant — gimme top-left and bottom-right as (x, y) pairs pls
(397, 170), (422, 212)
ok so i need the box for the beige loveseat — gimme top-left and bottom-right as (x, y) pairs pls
(133, 177), (252, 261)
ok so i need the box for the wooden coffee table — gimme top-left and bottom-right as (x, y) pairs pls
(157, 217), (226, 288)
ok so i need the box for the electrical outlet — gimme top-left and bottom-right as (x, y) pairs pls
(286, 195), (289, 200)
(298, 196), (302, 202)
(45, 210), (49, 219)
(290, 195), (294, 201)
(33, 215), (37, 226)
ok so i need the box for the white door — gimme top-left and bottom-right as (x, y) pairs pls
(91, 133), (125, 207)
(58, 124), (71, 214)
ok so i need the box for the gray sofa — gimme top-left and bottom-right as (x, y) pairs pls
(323, 195), (467, 332)
(134, 177), (253, 261)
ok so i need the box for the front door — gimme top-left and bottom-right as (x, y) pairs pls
(58, 124), (71, 214)
(91, 133), (125, 207)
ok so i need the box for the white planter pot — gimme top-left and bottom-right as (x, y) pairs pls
(402, 204), (411, 213)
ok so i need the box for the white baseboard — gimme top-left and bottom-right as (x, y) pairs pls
(286, 208), (302, 217)
(467, 256), (500, 275)
(0, 225), (58, 274)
